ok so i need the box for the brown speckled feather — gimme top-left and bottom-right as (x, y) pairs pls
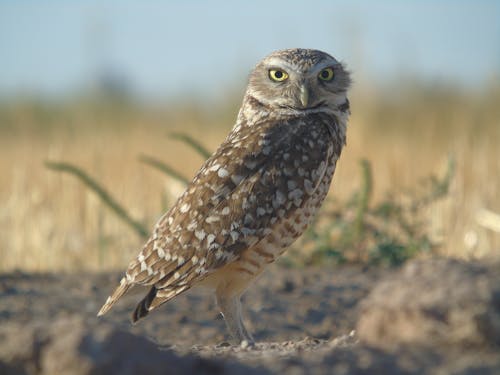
(99, 111), (343, 319)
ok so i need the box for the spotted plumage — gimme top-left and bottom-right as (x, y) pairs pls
(98, 48), (351, 344)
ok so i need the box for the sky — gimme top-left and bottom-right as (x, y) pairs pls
(0, 0), (499, 99)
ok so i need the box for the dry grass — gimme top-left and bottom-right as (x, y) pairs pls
(0, 84), (499, 271)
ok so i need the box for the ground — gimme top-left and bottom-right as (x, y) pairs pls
(0, 259), (499, 374)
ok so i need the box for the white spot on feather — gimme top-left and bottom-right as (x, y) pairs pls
(218, 168), (229, 178)
(230, 231), (239, 241)
(287, 180), (297, 190)
(275, 190), (286, 206)
(244, 213), (253, 225)
(207, 234), (216, 246)
(194, 229), (206, 241)
(209, 164), (220, 172)
(157, 248), (165, 258)
(304, 179), (314, 195)
(288, 189), (303, 200)
(244, 160), (257, 169)
(241, 227), (254, 236)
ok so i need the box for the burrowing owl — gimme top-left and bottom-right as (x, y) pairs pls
(98, 48), (351, 344)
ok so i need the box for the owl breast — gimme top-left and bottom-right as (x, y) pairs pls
(234, 145), (339, 276)
(224, 111), (345, 279)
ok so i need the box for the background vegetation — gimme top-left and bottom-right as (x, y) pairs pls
(0, 83), (499, 271)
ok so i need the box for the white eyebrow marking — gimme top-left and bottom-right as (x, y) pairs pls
(307, 61), (340, 76)
(264, 58), (298, 73)
(264, 57), (339, 76)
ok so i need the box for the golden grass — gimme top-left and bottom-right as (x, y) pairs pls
(0, 85), (499, 271)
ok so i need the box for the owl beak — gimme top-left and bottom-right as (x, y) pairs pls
(299, 85), (309, 108)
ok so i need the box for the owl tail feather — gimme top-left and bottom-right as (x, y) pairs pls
(132, 286), (158, 323)
(97, 277), (132, 317)
(131, 285), (190, 323)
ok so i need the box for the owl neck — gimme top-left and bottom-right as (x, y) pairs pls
(237, 94), (350, 127)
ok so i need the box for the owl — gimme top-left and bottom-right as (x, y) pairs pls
(98, 48), (351, 344)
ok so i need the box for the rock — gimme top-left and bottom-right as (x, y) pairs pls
(357, 258), (500, 349)
(0, 320), (49, 375)
(0, 317), (263, 375)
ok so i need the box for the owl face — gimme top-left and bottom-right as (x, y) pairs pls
(247, 49), (351, 113)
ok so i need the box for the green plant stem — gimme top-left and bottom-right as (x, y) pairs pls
(45, 161), (148, 239)
(353, 159), (373, 238)
(138, 154), (190, 185)
(169, 132), (211, 159)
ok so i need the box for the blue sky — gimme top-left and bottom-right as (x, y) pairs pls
(0, 0), (499, 99)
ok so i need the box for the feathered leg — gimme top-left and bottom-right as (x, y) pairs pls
(216, 291), (254, 344)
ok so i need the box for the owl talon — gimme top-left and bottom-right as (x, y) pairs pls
(240, 339), (255, 349)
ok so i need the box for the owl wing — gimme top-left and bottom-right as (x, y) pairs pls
(98, 114), (336, 319)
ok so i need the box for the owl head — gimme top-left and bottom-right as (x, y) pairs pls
(246, 48), (351, 112)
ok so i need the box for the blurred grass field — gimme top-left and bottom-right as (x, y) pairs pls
(0, 83), (499, 271)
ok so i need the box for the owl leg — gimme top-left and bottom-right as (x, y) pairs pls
(216, 292), (254, 345)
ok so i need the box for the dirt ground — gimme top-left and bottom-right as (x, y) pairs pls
(0, 258), (499, 374)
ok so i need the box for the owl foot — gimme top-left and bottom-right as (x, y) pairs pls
(216, 292), (255, 345)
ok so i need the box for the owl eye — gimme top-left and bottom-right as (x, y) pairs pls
(269, 69), (289, 82)
(318, 68), (334, 81)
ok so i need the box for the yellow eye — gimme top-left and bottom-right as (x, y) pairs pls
(318, 67), (334, 81)
(269, 69), (289, 82)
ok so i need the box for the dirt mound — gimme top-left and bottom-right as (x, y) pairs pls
(0, 259), (499, 374)
(357, 258), (500, 349)
(0, 317), (262, 375)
